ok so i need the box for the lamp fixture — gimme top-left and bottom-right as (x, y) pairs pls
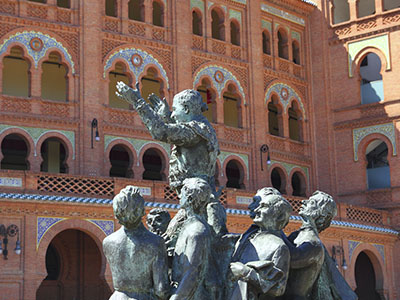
(0, 224), (21, 260)
(91, 118), (100, 149)
(332, 245), (347, 271)
(260, 144), (271, 171)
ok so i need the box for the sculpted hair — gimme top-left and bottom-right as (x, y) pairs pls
(310, 190), (337, 232)
(182, 177), (212, 212)
(174, 89), (208, 115)
(263, 194), (293, 230)
(113, 186), (145, 227)
(256, 187), (281, 197)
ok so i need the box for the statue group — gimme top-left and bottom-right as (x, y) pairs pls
(102, 83), (358, 300)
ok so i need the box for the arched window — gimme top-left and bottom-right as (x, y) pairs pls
(384, 0), (400, 11)
(211, 8), (225, 41)
(141, 67), (164, 102)
(57, 0), (70, 8)
(192, 10), (203, 36)
(292, 41), (300, 64)
(332, 0), (350, 24)
(354, 252), (382, 300)
(109, 144), (133, 178)
(366, 140), (390, 189)
(29, 0), (46, 3)
(223, 84), (241, 128)
(152, 1), (164, 27)
(197, 78), (216, 123)
(226, 159), (244, 189)
(268, 95), (283, 137)
(40, 138), (67, 173)
(292, 172), (306, 197)
(142, 148), (164, 181)
(105, 0), (117, 17)
(271, 167), (286, 194)
(357, 0), (375, 18)
(262, 31), (271, 55)
(2, 46), (30, 98)
(109, 62), (132, 109)
(360, 53), (384, 104)
(277, 29), (289, 60)
(230, 21), (240, 46)
(128, 0), (144, 21)
(1, 134), (29, 170)
(41, 52), (68, 102)
(288, 102), (302, 141)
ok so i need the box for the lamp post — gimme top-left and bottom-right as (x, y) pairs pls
(332, 245), (348, 271)
(260, 144), (271, 171)
(0, 224), (21, 260)
(91, 118), (100, 149)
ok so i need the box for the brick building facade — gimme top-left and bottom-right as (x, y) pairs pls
(0, 0), (399, 299)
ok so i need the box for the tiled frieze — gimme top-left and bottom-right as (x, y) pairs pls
(37, 216), (65, 250)
(86, 219), (114, 236)
(261, 3), (305, 26)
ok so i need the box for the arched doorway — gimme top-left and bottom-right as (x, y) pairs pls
(36, 229), (112, 300)
(354, 251), (382, 300)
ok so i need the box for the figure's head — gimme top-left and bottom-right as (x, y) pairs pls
(113, 186), (145, 229)
(171, 89), (207, 122)
(179, 177), (211, 213)
(300, 190), (337, 233)
(253, 194), (292, 231)
(248, 187), (281, 219)
(146, 208), (171, 235)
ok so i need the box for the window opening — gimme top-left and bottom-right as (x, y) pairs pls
(1, 134), (29, 170)
(271, 168), (286, 194)
(332, 0), (350, 24)
(278, 29), (289, 60)
(41, 52), (68, 102)
(292, 41), (300, 64)
(105, 0), (117, 17)
(262, 31), (271, 55)
(366, 140), (390, 189)
(40, 138), (67, 174)
(360, 53), (383, 104)
(129, 0), (144, 21)
(357, 0), (375, 18)
(109, 62), (131, 109)
(109, 145), (132, 178)
(2, 47), (30, 98)
(142, 148), (163, 181)
(57, 0), (70, 8)
(354, 252), (381, 300)
(230, 21), (240, 46)
(226, 160), (244, 189)
(211, 9), (225, 41)
(152, 1), (164, 27)
(292, 172), (306, 197)
(192, 10), (203, 36)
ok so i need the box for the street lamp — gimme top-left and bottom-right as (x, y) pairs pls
(0, 224), (21, 260)
(260, 144), (271, 171)
(332, 245), (347, 270)
(91, 118), (100, 149)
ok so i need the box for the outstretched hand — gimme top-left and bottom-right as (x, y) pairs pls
(148, 93), (171, 118)
(116, 81), (142, 107)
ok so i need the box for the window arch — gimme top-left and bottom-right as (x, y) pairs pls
(292, 40), (300, 65)
(226, 159), (244, 189)
(142, 148), (165, 181)
(360, 52), (384, 104)
(140, 67), (165, 102)
(128, 0), (144, 21)
(230, 20), (240, 46)
(192, 9), (203, 36)
(277, 28), (289, 60)
(41, 51), (68, 102)
(332, 0), (350, 24)
(40, 137), (68, 174)
(357, 0), (375, 18)
(152, 0), (164, 27)
(197, 78), (216, 123)
(267, 95), (283, 137)
(108, 62), (132, 109)
(271, 167), (286, 194)
(288, 101), (303, 141)
(291, 171), (306, 197)
(1, 134), (30, 170)
(211, 8), (225, 41)
(366, 139), (390, 189)
(109, 144), (133, 178)
(262, 31), (271, 55)
(57, 0), (70, 8)
(2, 46), (30, 98)
(105, 0), (117, 17)
(223, 84), (242, 128)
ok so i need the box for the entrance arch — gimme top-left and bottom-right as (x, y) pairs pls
(36, 229), (112, 300)
(354, 251), (384, 300)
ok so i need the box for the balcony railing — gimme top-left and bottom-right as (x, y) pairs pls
(0, 169), (392, 227)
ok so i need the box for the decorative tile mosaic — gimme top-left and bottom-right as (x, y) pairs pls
(207, 1), (214, 10)
(193, 65), (246, 103)
(190, 0), (204, 13)
(348, 34), (390, 77)
(221, 5), (227, 14)
(0, 124), (75, 159)
(103, 47), (169, 88)
(261, 20), (272, 32)
(218, 151), (249, 180)
(261, 4), (305, 26)
(269, 160), (309, 184)
(352, 123), (396, 161)
(229, 9), (242, 24)
(104, 135), (171, 165)
(37, 216), (65, 250)
(348, 240), (361, 261)
(291, 31), (301, 42)
(0, 31), (75, 73)
(373, 243), (385, 263)
(264, 82), (306, 119)
(87, 219), (114, 236)
(232, 0), (246, 4)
